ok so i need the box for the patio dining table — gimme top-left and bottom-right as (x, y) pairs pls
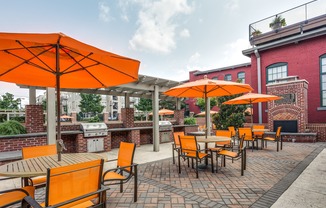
(0, 153), (107, 178)
(252, 128), (270, 149)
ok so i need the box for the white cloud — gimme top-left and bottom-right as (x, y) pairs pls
(221, 38), (251, 66)
(99, 1), (111, 22)
(225, 0), (239, 12)
(180, 28), (190, 38)
(189, 52), (200, 63)
(129, 0), (194, 54)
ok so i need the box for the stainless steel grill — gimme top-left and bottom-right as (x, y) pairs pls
(159, 121), (172, 131)
(80, 122), (108, 137)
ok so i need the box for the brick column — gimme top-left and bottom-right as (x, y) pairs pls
(121, 108), (134, 128)
(105, 132), (112, 151)
(103, 112), (109, 123)
(25, 105), (44, 133)
(76, 133), (87, 153)
(174, 109), (185, 125)
(71, 112), (77, 123)
(128, 130), (140, 147)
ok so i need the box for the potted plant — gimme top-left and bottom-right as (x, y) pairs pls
(269, 15), (286, 30)
(251, 29), (262, 37)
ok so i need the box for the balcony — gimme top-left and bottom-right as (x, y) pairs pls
(249, 0), (326, 46)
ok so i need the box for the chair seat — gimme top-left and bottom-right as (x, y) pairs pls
(0, 186), (34, 207)
(209, 147), (222, 152)
(186, 152), (208, 159)
(218, 150), (238, 158)
(40, 200), (94, 208)
(264, 137), (276, 141)
(103, 171), (127, 181)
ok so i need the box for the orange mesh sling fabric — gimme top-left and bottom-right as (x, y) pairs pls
(45, 159), (103, 208)
(173, 132), (184, 146)
(22, 144), (57, 159)
(215, 130), (232, 147)
(253, 125), (265, 138)
(0, 186), (35, 207)
(117, 142), (136, 173)
(238, 128), (253, 141)
(228, 126), (236, 137)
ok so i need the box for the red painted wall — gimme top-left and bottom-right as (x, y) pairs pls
(251, 35), (326, 123)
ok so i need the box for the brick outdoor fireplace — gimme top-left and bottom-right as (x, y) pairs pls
(267, 76), (308, 133)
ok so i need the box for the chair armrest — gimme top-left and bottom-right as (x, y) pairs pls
(106, 158), (118, 162)
(22, 196), (42, 208)
(103, 163), (138, 177)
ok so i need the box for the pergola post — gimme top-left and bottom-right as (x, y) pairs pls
(46, 88), (56, 145)
(153, 85), (159, 152)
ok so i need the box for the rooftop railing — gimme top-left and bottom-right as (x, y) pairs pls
(249, 0), (326, 40)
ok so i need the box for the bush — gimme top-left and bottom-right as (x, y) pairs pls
(89, 116), (100, 123)
(0, 120), (26, 135)
(184, 117), (197, 125)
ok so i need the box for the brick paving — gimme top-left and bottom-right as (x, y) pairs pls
(105, 142), (324, 208)
(27, 142), (324, 208)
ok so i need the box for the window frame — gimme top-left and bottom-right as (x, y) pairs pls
(237, 72), (245, 83)
(320, 54), (326, 107)
(224, 74), (232, 81)
(266, 63), (288, 84)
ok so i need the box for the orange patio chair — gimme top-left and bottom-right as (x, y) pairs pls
(264, 126), (282, 151)
(178, 135), (214, 178)
(22, 159), (108, 208)
(22, 144), (57, 189)
(172, 131), (185, 164)
(238, 128), (255, 152)
(103, 142), (138, 202)
(252, 125), (265, 149)
(0, 186), (34, 207)
(217, 134), (246, 176)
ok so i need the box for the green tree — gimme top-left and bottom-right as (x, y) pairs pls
(159, 100), (175, 110)
(196, 97), (218, 111)
(134, 98), (152, 121)
(0, 93), (21, 110)
(212, 94), (247, 130)
(78, 93), (105, 118)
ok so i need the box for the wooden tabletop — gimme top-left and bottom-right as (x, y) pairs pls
(0, 153), (106, 177)
(252, 129), (270, 132)
(196, 136), (231, 143)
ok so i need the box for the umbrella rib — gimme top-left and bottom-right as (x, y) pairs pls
(16, 41), (55, 73)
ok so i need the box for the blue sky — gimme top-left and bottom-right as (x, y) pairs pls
(0, 0), (314, 102)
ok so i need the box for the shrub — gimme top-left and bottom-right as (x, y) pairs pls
(0, 120), (27, 135)
(184, 117), (197, 125)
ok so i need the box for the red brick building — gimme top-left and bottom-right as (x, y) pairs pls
(188, 1), (326, 137)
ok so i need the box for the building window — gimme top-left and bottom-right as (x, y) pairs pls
(321, 55), (326, 106)
(212, 76), (218, 80)
(224, 74), (231, 81)
(266, 63), (287, 83)
(237, 72), (245, 83)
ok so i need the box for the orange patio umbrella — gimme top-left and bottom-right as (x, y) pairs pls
(223, 92), (281, 124)
(0, 32), (140, 160)
(149, 108), (174, 116)
(195, 110), (218, 117)
(164, 75), (253, 136)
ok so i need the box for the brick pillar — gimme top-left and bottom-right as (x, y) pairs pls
(76, 133), (87, 153)
(105, 132), (112, 151)
(128, 130), (140, 147)
(25, 105), (44, 133)
(71, 112), (77, 123)
(121, 108), (134, 128)
(103, 112), (109, 123)
(174, 109), (185, 125)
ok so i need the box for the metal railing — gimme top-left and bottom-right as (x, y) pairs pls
(249, 0), (326, 39)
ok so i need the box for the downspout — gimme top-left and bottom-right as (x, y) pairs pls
(254, 49), (262, 124)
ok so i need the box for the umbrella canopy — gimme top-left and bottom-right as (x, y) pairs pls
(149, 108), (174, 116)
(60, 115), (73, 119)
(164, 75), (253, 136)
(223, 92), (281, 124)
(196, 110), (218, 117)
(0, 32), (140, 160)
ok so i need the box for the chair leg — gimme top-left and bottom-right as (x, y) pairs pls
(172, 145), (175, 164)
(241, 153), (244, 176)
(178, 151), (181, 174)
(195, 158), (199, 178)
(216, 154), (219, 173)
(223, 156), (226, 167)
(211, 154), (214, 173)
(244, 148), (247, 170)
(134, 165), (138, 202)
(277, 140), (279, 152)
(281, 138), (283, 150)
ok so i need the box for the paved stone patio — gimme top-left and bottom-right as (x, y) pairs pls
(24, 142), (325, 207)
(104, 142), (324, 208)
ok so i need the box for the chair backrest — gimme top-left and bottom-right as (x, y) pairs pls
(22, 144), (57, 159)
(252, 125), (265, 137)
(228, 126), (236, 137)
(215, 130), (232, 138)
(238, 134), (245, 151)
(179, 135), (197, 153)
(275, 126), (282, 138)
(117, 142), (136, 173)
(173, 132), (185, 146)
(45, 159), (104, 207)
(238, 128), (253, 140)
